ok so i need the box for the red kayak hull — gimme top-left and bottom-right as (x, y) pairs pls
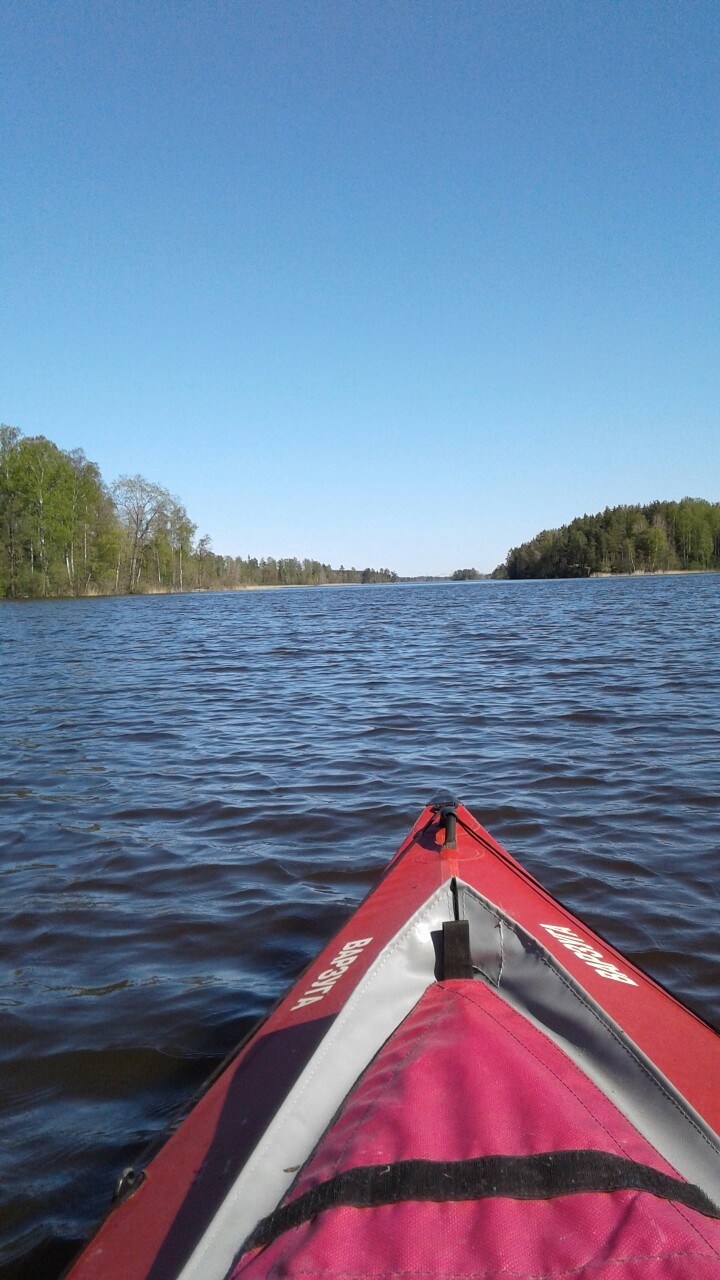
(66, 802), (720, 1280)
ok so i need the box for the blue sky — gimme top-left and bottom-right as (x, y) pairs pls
(3, 1), (718, 574)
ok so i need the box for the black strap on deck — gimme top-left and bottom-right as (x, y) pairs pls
(242, 1149), (720, 1252)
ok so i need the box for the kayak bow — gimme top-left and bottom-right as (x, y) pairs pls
(66, 796), (720, 1279)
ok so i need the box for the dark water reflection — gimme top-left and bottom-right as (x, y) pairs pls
(1, 577), (718, 1276)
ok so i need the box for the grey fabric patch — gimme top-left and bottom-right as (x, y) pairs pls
(457, 890), (504, 986)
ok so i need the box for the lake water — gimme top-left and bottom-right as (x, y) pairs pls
(1, 577), (718, 1278)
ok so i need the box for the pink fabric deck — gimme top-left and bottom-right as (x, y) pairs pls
(232, 980), (720, 1278)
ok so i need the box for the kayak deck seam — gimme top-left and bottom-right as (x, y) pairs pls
(176, 886), (455, 1280)
(459, 875), (720, 1164)
(469, 915), (505, 988)
(440, 981), (632, 1159)
(670, 1199), (720, 1258)
(274, 890), (451, 1136)
(322, 997), (451, 1184)
(457, 878), (720, 1208)
(526, 928), (720, 1164)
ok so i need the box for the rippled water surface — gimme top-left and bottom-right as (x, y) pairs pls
(1, 578), (718, 1277)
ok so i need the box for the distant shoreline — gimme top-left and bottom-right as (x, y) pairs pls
(3, 568), (719, 603)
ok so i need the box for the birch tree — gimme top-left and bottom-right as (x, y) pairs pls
(113, 475), (171, 592)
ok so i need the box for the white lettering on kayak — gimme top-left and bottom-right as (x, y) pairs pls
(291, 938), (374, 1010)
(540, 925), (637, 986)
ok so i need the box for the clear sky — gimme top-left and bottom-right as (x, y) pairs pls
(3, 1), (718, 575)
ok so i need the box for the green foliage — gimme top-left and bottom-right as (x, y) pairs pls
(451, 568), (481, 580)
(0, 428), (118, 597)
(496, 500), (720, 579)
(0, 426), (398, 598)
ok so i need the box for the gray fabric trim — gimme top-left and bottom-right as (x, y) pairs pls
(176, 883), (454, 1280)
(457, 880), (720, 1206)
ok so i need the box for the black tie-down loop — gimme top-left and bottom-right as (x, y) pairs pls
(429, 792), (460, 850)
(441, 920), (474, 979)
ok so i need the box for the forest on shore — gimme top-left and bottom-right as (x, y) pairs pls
(0, 427), (397, 598)
(493, 499), (720, 579)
